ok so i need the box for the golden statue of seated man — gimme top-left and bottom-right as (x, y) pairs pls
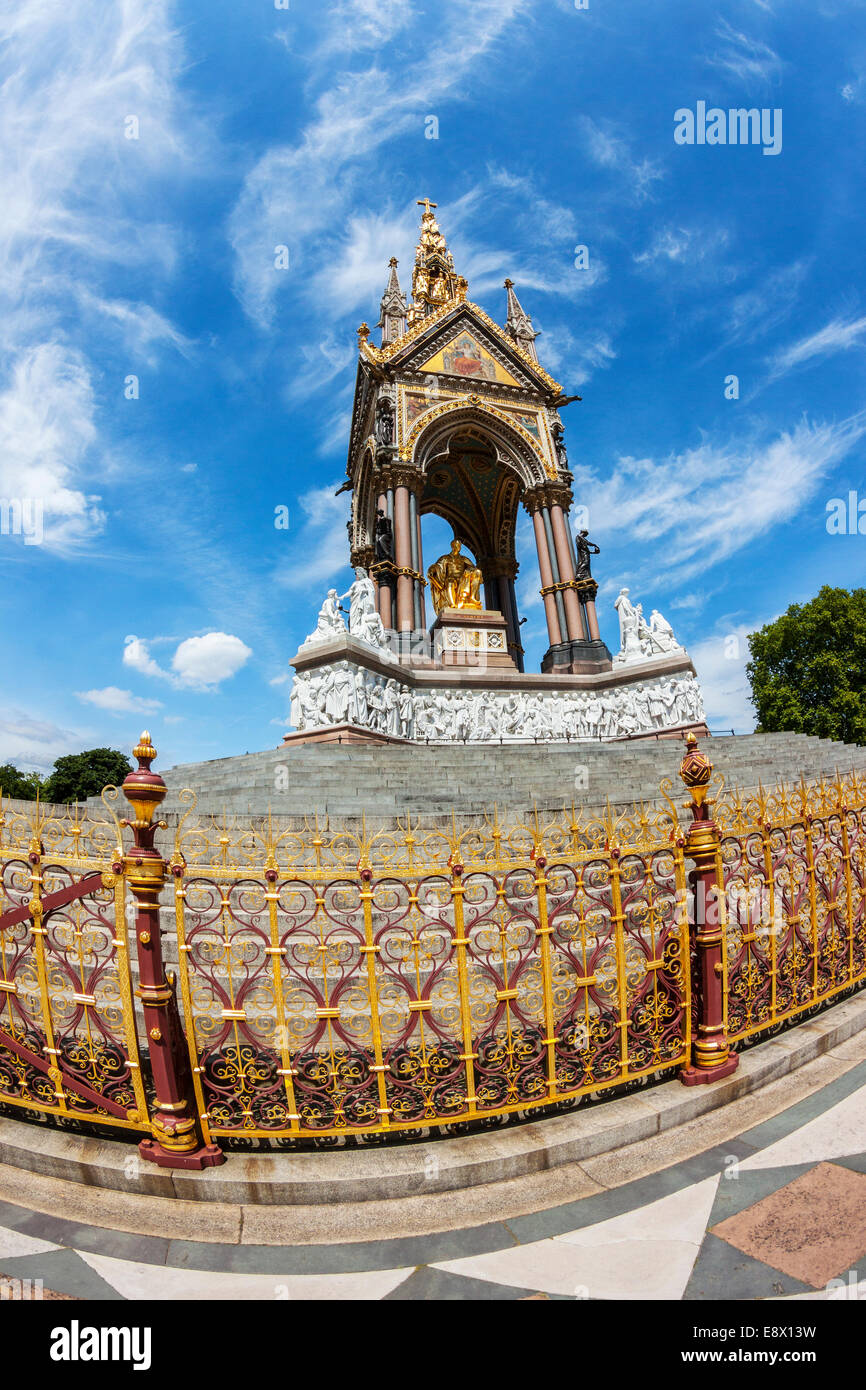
(428, 539), (483, 614)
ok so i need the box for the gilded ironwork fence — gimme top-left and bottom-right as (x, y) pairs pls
(170, 800), (692, 1142)
(2, 736), (866, 1166)
(714, 773), (866, 1043)
(0, 797), (149, 1131)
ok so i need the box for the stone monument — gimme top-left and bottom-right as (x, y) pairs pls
(284, 200), (706, 744)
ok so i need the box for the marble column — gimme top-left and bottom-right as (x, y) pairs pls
(414, 504), (426, 630)
(584, 595), (602, 641)
(550, 504), (588, 642)
(531, 507), (562, 647)
(541, 507), (568, 644)
(394, 484), (414, 632)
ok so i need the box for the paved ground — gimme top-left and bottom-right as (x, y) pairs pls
(2, 1057), (865, 1301)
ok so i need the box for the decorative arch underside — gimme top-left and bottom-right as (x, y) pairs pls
(420, 428), (521, 569)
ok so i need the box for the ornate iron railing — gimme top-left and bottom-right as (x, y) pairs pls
(0, 738), (864, 1166)
(169, 801), (691, 1141)
(714, 773), (866, 1042)
(0, 796), (148, 1131)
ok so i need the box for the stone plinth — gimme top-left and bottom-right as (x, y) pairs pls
(282, 723), (408, 747)
(432, 608), (516, 670)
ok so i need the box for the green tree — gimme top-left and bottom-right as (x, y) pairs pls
(0, 764), (45, 801)
(43, 748), (133, 804)
(746, 586), (866, 745)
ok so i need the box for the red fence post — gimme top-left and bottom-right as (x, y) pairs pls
(679, 733), (739, 1086)
(122, 732), (224, 1169)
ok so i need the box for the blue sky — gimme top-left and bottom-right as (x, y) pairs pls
(2, 0), (865, 772)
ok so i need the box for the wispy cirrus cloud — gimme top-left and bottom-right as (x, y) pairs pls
(313, 0), (414, 57)
(767, 314), (866, 382)
(572, 412), (866, 584)
(721, 259), (811, 346)
(706, 20), (783, 85)
(272, 484), (352, 593)
(578, 117), (664, 203)
(0, 0), (200, 547)
(228, 0), (532, 328)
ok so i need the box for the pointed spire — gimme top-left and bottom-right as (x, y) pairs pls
(407, 200), (466, 327)
(503, 279), (538, 361)
(377, 257), (407, 345)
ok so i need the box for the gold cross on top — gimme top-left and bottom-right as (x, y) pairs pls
(417, 198), (438, 216)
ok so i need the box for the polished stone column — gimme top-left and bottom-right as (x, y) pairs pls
(531, 507), (562, 647)
(584, 593), (602, 641)
(414, 502), (426, 630)
(550, 503), (588, 641)
(409, 490), (422, 631)
(394, 484), (414, 632)
(540, 507), (568, 643)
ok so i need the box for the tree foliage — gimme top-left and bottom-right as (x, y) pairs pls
(0, 764), (44, 801)
(746, 586), (866, 745)
(43, 749), (133, 804)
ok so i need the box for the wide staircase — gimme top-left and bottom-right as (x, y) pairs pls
(129, 731), (866, 824)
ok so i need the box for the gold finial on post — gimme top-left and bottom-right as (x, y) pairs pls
(679, 731), (713, 810)
(122, 731), (166, 840)
(132, 730), (156, 771)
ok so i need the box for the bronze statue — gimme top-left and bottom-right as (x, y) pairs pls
(374, 509), (394, 562)
(427, 539), (483, 614)
(575, 528), (599, 580)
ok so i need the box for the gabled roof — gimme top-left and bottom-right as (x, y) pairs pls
(359, 293), (563, 397)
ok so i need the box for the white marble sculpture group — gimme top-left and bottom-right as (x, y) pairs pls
(290, 664), (704, 742)
(300, 570), (387, 651)
(291, 579), (703, 742)
(613, 588), (685, 666)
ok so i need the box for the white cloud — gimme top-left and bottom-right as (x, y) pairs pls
(768, 314), (866, 380)
(310, 207), (419, 320)
(633, 225), (731, 271)
(534, 323), (616, 385)
(691, 625), (757, 734)
(706, 21), (783, 85)
(315, 0), (414, 56)
(572, 413), (866, 584)
(0, 709), (89, 774)
(73, 290), (195, 363)
(123, 632), (252, 689)
(0, 342), (105, 550)
(273, 483), (351, 591)
(0, 0), (198, 546)
(228, 0), (532, 327)
(171, 634), (252, 688)
(123, 635), (166, 682)
(578, 117), (664, 203)
(720, 259), (810, 347)
(75, 687), (163, 715)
